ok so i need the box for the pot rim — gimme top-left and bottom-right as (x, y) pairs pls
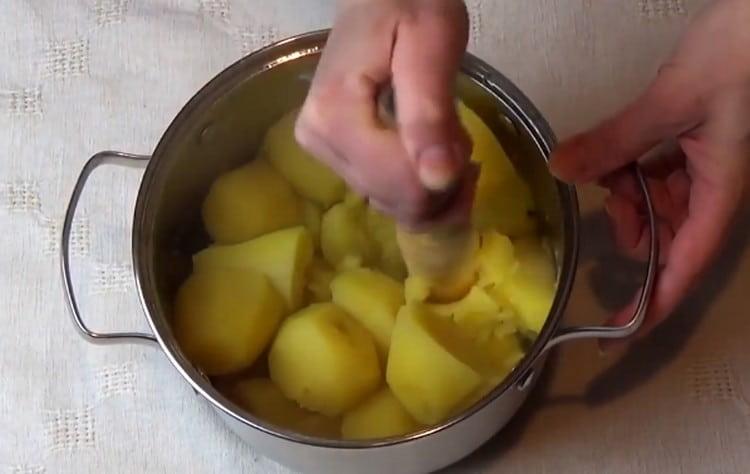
(132, 29), (580, 449)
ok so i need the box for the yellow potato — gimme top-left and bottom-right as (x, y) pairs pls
(269, 303), (381, 416)
(302, 201), (323, 247)
(331, 267), (404, 358)
(426, 285), (516, 344)
(404, 276), (431, 304)
(455, 306), (518, 344)
(295, 413), (343, 439)
(202, 159), (303, 244)
(173, 268), (284, 376)
(512, 237), (556, 286)
(365, 208), (407, 280)
(320, 196), (377, 269)
(476, 231), (515, 287)
(307, 257), (336, 303)
(413, 304), (513, 379)
(341, 387), (419, 440)
(484, 332), (525, 379)
(192, 226), (314, 311)
(428, 284), (523, 381)
(458, 102), (537, 237)
(262, 109), (347, 208)
(229, 378), (340, 438)
(492, 237), (556, 334)
(501, 270), (555, 334)
(458, 332), (526, 411)
(386, 304), (481, 425)
(427, 285), (499, 320)
(387, 300), (526, 425)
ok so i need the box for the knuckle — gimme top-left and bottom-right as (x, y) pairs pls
(297, 97), (337, 143)
(293, 112), (317, 150)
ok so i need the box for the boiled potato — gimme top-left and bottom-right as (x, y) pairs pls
(269, 303), (381, 416)
(404, 276), (431, 304)
(202, 159), (303, 244)
(341, 387), (418, 440)
(307, 257), (336, 302)
(331, 267), (404, 358)
(320, 196), (377, 269)
(507, 293), (551, 335)
(458, 331), (525, 412)
(427, 284), (523, 379)
(229, 378), (340, 438)
(458, 102), (537, 237)
(386, 304), (481, 425)
(426, 285), (516, 344)
(262, 109), (346, 208)
(454, 306), (518, 345)
(295, 413), (343, 439)
(192, 226), (314, 311)
(302, 201), (323, 247)
(512, 237), (556, 285)
(427, 285), (499, 320)
(410, 303), (514, 380)
(365, 208), (407, 280)
(173, 268), (284, 376)
(476, 231), (515, 287)
(483, 237), (556, 334)
(484, 331), (525, 379)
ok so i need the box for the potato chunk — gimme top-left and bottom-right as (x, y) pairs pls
(302, 201), (323, 247)
(202, 159), (303, 244)
(228, 378), (341, 438)
(320, 196), (377, 269)
(229, 378), (340, 438)
(458, 102), (536, 237)
(426, 285), (499, 319)
(404, 276), (431, 304)
(269, 303), (381, 416)
(512, 237), (557, 285)
(433, 287), (523, 372)
(386, 304), (481, 425)
(192, 226), (314, 311)
(331, 267), (404, 358)
(173, 268), (284, 376)
(476, 231), (515, 287)
(307, 257), (336, 303)
(498, 238), (556, 333)
(263, 109), (346, 208)
(342, 387), (418, 440)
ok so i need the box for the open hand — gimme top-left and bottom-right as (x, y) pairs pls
(550, 0), (750, 344)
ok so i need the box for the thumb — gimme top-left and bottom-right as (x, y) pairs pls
(390, 1), (471, 191)
(550, 65), (703, 184)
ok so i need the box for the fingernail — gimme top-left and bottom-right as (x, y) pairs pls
(417, 144), (462, 191)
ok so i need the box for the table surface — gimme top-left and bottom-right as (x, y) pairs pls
(3, 1), (748, 473)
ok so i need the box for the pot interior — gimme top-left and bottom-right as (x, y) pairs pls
(133, 31), (577, 445)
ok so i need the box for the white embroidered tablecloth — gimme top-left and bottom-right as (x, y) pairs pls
(4, 1), (750, 473)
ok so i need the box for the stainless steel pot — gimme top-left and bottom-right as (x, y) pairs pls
(61, 30), (658, 474)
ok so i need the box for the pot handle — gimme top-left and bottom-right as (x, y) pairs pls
(60, 151), (158, 346)
(543, 164), (659, 352)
